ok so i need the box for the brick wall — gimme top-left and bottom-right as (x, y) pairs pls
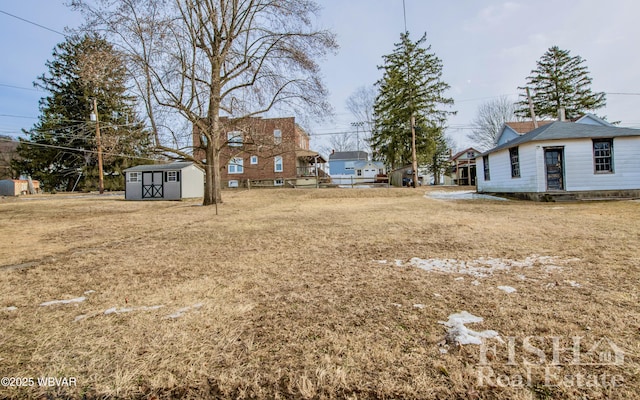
(193, 117), (310, 185)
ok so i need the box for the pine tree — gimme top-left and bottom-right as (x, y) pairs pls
(372, 32), (455, 170)
(516, 46), (606, 120)
(14, 33), (152, 191)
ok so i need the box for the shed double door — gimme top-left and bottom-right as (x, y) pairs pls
(142, 171), (164, 198)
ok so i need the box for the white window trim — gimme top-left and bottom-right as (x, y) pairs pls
(228, 157), (244, 174)
(274, 179), (284, 186)
(274, 156), (283, 172)
(127, 172), (140, 183)
(228, 131), (243, 147)
(250, 155), (258, 165)
(167, 171), (178, 182)
(274, 129), (282, 144)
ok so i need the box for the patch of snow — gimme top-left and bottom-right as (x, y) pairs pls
(471, 280), (481, 286)
(104, 305), (164, 315)
(40, 297), (86, 307)
(438, 311), (502, 346)
(517, 274), (527, 281)
(433, 293), (442, 297)
(387, 254), (577, 278)
(497, 286), (517, 293)
(3, 306), (17, 312)
(413, 304), (425, 309)
(374, 260), (388, 264)
(164, 303), (204, 319)
(73, 314), (88, 322)
(391, 303), (402, 308)
(454, 277), (464, 281)
(426, 190), (508, 201)
(565, 280), (582, 288)
(84, 290), (96, 295)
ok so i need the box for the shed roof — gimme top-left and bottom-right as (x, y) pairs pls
(482, 122), (640, 156)
(123, 162), (197, 172)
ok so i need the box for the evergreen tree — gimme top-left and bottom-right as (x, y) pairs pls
(372, 32), (454, 170)
(516, 46), (606, 120)
(14, 33), (152, 191)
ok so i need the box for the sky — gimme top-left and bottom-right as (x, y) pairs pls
(1, 0), (639, 155)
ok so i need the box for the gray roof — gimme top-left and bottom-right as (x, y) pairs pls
(329, 151), (369, 161)
(482, 121), (640, 156)
(123, 161), (196, 172)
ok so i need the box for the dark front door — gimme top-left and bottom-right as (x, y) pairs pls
(142, 171), (164, 198)
(545, 149), (564, 191)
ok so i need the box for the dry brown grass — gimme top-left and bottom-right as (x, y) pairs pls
(0, 188), (638, 399)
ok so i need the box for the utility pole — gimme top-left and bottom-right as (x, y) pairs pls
(92, 98), (104, 194)
(526, 87), (539, 129)
(410, 114), (418, 188)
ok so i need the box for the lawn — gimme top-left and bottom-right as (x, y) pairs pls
(0, 188), (638, 399)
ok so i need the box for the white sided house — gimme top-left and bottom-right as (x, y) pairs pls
(477, 116), (640, 200)
(124, 162), (204, 200)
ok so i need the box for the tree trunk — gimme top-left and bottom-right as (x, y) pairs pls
(203, 143), (222, 206)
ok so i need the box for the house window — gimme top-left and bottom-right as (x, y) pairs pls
(228, 131), (243, 147)
(509, 147), (520, 178)
(274, 156), (283, 172)
(274, 179), (284, 186)
(166, 171), (179, 182)
(228, 180), (239, 188)
(593, 139), (613, 173)
(250, 155), (258, 165)
(228, 157), (244, 174)
(467, 151), (476, 159)
(127, 172), (140, 183)
(274, 129), (282, 145)
(483, 155), (490, 181)
(356, 169), (362, 176)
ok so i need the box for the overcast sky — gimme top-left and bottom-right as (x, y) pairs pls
(1, 0), (639, 154)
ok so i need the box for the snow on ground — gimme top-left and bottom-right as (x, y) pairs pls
(377, 254), (576, 278)
(104, 305), (164, 315)
(497, 285), (517, 293)
(438, 311), (502, 349)
(3, 306), (17, 312)
(164, 303), (204, 319)
(426, 190), (508, 201)
(40, 297), (86, 307)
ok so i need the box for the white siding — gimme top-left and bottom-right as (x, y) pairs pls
(478, 137), (640, 193)
(564, 137), (640, 191)
(181, 165), (205, 198)
(477, 143), (538, 192)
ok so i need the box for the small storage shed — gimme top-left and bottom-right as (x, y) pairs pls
(123, 162), (204, 200)
(0, 179), (40, 196)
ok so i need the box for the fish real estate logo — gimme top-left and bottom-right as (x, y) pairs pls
(475, 335), (625, 389)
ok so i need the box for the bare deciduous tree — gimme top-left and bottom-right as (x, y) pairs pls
(72, 0), (337, 205)
(467, 96), (519, 151)
(345, 85), (376, 153)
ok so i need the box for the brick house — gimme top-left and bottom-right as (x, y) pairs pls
(193, 117), (326, 188)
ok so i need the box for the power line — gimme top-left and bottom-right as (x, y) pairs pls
(0, 136), (160, 163)
(0, 83), (42, 92)
(0, 9), (67, 37)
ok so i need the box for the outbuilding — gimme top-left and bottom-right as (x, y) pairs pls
(123, 162), (204, 200)
(477, 116), (640, 200)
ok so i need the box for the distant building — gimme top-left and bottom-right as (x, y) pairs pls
(328, 151), (386, 185)
(193, 117), (326, 188)
(123, 162), (204, 200)
(0, 179), (40, 196)
(477, 114), (640, 200)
